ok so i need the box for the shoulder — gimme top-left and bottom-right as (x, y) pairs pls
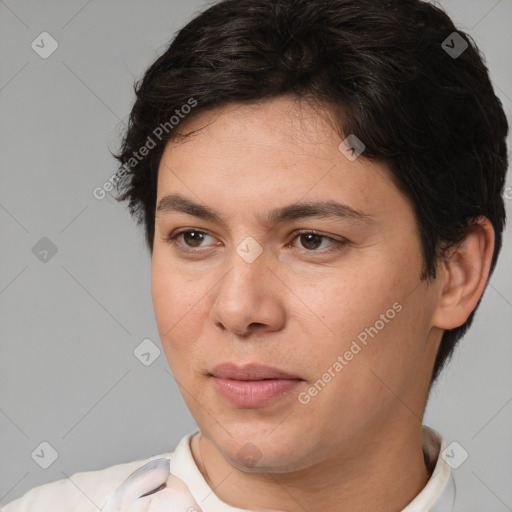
(1, 452), (172, 512)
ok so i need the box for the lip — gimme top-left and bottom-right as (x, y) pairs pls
(211, 362), (301, 381)
(210, 363), (303, 408)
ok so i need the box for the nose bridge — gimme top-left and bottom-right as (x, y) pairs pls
(210, 238), (285, 334)
(218, 239), (269, 307)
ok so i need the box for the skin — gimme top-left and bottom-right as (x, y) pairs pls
(151, 96), (494, 512)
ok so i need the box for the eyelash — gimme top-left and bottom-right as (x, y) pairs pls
(166, 229), (347, 254)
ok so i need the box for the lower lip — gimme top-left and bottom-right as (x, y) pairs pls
(212, 377), (301, 407)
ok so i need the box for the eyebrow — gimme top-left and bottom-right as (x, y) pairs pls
(155, 193), (374, 226)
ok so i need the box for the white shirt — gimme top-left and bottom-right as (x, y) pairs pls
(2, 426), (456, 511)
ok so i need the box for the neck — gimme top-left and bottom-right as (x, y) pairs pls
(190, 421), (431, 512)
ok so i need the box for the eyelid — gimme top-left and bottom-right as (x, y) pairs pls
(167, 228), (348, 253)
(289, 229), (346, 243)
(287, 229), (348, 252)
(167, 228), (218, 249)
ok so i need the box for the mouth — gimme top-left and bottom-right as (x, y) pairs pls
(209, 362), (303, 408)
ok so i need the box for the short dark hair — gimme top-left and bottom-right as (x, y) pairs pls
(113, 0), (509, 383)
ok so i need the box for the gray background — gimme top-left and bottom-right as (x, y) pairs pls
(0, 0), (511, 509)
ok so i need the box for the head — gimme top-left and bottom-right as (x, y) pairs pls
(113, 0), (508, 471)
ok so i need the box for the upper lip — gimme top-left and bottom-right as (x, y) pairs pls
(210, 363), (302, 381)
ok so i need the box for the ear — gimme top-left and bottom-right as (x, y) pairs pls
(432, 216), (495, 330)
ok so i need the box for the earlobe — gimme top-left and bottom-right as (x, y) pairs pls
(432, 217), (495, 330)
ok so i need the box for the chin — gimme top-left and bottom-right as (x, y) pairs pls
(213, 423), (314, 473)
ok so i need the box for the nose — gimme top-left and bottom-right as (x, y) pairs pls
(209, 245), (287, 338)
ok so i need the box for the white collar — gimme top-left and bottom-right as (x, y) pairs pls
(169, 432), (249, 512)
(169, 425), (455, 512)
(402, 426), (455, 511)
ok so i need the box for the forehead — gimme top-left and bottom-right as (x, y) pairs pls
(155, 96), (407, 223)
(166, 97), (345, 158)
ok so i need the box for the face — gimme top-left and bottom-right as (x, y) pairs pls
(151, 96), (443, 473)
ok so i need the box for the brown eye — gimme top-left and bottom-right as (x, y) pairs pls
(181, 230), (206, 247)
(299, 233), (323, 250)
(290, 230), (347, 253)
(168, 229), (212, 248)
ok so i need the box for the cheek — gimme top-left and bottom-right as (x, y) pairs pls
(294, 264), (428, 398)
(293, 262), (404, 350)
(310, 288), (435, 421)
(151, 255), (207, 361)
